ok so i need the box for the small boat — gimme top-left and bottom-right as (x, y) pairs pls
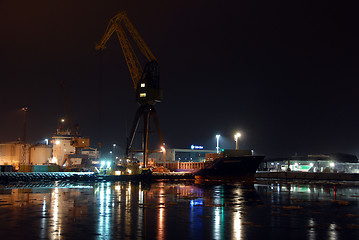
(194, 150), (264, 180)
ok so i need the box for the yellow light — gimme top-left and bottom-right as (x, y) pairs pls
(140, 93), (146, 97)
(115, 171), (122, 176)
(234, 132), (241, 140)
(141, 83), (145, 88)
(55, 140), (60, 145)
(161, 146), (166, 152)
(128, 169), (132, 174)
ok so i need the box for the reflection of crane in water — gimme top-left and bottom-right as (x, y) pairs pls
(96, 11), (164, 167)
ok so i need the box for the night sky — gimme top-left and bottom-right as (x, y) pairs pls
(1, 0), (358, 158)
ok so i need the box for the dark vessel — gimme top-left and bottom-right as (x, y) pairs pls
(194, 150), (264, 180)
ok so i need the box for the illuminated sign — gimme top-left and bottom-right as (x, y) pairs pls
(191, 145), (203, 150)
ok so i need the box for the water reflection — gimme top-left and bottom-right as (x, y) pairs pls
(2, 181), (359, 239)
(96, 182), (111, 239)
(51, 187), (61, 239)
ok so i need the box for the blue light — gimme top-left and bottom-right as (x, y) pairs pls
(191, 145), (203, 150)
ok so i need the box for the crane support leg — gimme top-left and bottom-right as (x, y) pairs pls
(126, 105), (164, 168)
(143, 110), (150, 168)
(126, 106), (143, 156)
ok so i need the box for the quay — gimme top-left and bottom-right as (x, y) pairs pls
(3, 171), (359, 183)
(255, 171), (359, 181)
(0, 172), (195, 183)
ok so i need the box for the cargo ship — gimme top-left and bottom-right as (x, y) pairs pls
(194, 150), (264, 180)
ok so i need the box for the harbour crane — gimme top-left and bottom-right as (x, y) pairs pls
(58, 81), (90, 168)
(96, 11), (164, 168)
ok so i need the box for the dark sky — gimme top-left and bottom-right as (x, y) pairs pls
(0, 0), (358, 158)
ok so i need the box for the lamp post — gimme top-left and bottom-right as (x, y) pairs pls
(21, 107), (28, 165)
(21, 107), (28, 143)
(216, 135), (220, 154)
(161, 145), (166, 168)
(234, 132), (241, 150)
(113, 144), (116, 162)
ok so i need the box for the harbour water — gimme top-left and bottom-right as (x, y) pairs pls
(1, 180), (359, 239)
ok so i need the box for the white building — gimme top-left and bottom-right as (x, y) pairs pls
(51, 136), (75, 166)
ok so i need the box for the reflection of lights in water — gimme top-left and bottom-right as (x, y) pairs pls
(158, 207), (165, 240)
(126, 182), (132, 204)
(190, 198), (203, 206)
(114, 183), (122, 202)
(139, 182), (143, 204)
(158, 187), (165, 240)
(41, 196), (47, 239)
(328, 223), (338, 240)
(233, 211), (241, 240)
(138, 182), (144, 239)
(190, 196), (203, 239)
(124, 182), (133, 237)
(214, 206), (222, 239)
(51, 187), (61, 240)
(232, 188), (242, 240)
(213, 186), (224, 239)
(97, 182), (111, 239)
(308, 218), (315, 240)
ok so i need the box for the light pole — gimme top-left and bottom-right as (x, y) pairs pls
(109, 150), (113, 165)
(216, 135), (220, 154)
(234, 132), (241, 150)
(21, 107), (28, 143)
(21, 107), (28, 165)
(113, 144), (116, 162)
(161, 145), (166, 168)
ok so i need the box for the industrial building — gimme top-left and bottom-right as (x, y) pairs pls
(259, 153), (359, 173)
(0, 135), (100, 171)
(148, 148), (217, 163)
(0, 141), (52, 170)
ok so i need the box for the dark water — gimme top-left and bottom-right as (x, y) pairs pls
(1, 180), (359, 240)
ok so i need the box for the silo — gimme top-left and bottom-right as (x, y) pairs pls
(30, 145), (52, 165)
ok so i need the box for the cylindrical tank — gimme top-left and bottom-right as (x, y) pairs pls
(30, 145), (52, 165)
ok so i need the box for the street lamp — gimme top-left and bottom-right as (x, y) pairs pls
(113, 144), (116, 162)
(216, 135), (220, 154)
(234, 132), (241, 150)
(161, 145), (166, 168)
(21, 107), (28, 143)
(21, 107), (28, 165)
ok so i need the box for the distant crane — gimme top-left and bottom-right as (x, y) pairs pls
(96, 11), (164, 167)
(59, 81), (90, 167)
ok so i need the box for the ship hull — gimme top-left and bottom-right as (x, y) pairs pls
(194, 155), (265, 180)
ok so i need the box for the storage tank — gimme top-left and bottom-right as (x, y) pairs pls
(30, 145), (52, 165)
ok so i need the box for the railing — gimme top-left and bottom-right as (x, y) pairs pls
(153, 161), (211, 171)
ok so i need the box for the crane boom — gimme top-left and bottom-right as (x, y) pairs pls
(96, 11), (156, 89)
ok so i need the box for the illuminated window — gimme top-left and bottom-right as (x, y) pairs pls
(140, 93), (146, 97)
(141, 83), (145, 88)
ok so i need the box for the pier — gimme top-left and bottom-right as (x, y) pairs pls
(0, 172), (195, 183)
(255, 171), (359, 181)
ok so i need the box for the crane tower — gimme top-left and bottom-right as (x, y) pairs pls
(96, 11), (164, 167)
